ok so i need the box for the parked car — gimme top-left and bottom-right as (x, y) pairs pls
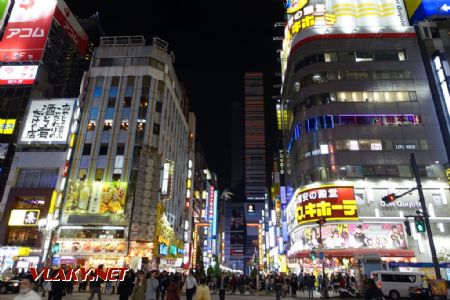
(0, 276), (20, 294)
(371, 271), (423, 300)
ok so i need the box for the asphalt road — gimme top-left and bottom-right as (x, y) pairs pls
(0, 291), (363, 300)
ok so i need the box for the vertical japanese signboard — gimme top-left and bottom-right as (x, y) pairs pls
(0, 0), (57, 62)
(20, 99), (75, 144)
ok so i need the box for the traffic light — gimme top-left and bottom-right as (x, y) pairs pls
(382, 193), (397, 204)
(310, 249), (317, 260)
(414, 216), (426, 233)
(52, 243), (59, 254)
(404, 220), (411, 236)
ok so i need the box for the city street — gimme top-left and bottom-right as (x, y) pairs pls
(0, 292), (364, 300)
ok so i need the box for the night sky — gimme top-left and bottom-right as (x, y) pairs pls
(67, 0), (285, 188)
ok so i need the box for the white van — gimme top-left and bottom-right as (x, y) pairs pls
(371, 271), (423, 299)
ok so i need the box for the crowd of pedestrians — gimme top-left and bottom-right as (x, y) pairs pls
(5, 266), (215, 300)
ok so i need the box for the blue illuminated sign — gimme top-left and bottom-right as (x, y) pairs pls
(407, 0), (450, 23)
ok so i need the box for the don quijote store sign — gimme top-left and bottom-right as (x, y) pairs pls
(293, 185), (359, 225)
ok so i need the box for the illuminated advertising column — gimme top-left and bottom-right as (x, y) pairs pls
(207, 185), (215, 257)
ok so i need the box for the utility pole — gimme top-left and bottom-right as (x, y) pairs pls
(410, 153), (442, 280)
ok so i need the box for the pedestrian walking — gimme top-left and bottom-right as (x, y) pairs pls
(88, 266), (105, 300)
(145, 271), (159, 300)
(14, 275), (41, 300)
(364, 279), (383, 300)
(195, 278), (211, 300)
(130, 272), (146, 300)
(185, 270), (197, 300)
(166, 277), (181, 300)
(306, 275), (315, 298)
(118, 270), (134, 300)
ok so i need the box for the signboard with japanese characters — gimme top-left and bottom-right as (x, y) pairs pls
(8, 209), (40, 226)
(20, 98), (76, 144)
(0, 119), (16, 134)
(293, 185), (358, 225)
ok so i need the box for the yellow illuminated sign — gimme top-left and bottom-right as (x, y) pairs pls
(294, 185), (358, 224)
(0, 119), (15, 134)
(18, 247), (30, 256)
(446, 168), (450, 185)
(286, 0), (309, 14)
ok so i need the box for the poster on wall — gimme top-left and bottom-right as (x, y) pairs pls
(64, 181), (127, 215)
(20, 99), (76, 144)
(294, 223), (407, 251)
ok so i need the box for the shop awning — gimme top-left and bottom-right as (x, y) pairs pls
(288, 248), (415, 258)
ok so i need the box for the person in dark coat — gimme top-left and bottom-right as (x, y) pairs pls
(165, 277), (180, 300)
(364, 279), (383, 300)
(118, 270), (134, 300)
(50, 269), (67, 300)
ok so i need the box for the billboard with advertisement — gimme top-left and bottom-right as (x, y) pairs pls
(58, 239), (127, 256)
(54, 0), (88, 56)
(291, 223), (407, 252)
(63, 181), (127, 216)
(0, 119), (16, 134)
(405, 0), (450, 23)
(0, 65), (38, 85)
(293, 185), (358, 225)
(20, 98), (75, 143)
(0, 0), (57, 62)
(281, 0), (411, 71)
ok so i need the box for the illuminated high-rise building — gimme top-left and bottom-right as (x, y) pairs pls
(280, 0), (450, 275)
(244, 72), (267, 202)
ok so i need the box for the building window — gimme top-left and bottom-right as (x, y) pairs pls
(99, 144), (108, 156)
(104, 120), (113, 131)
(153, 123), (160, 135)
(15, 169), (59, 189)
(108, 77), (120, 107)
(79, 169), (87, 180)
(117, 143), (125, 155)
(83, 144), (92, 155)
(123, 97), (132, 107)
(95, 168), (104, 181)
(120, 120), (129, 131)
(93, 77), (104, 98)
(155, 101), (163, 113)
(87, 121), (96, 131)
(137, 121), (145, 132)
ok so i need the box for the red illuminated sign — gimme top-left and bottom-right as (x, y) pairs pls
(294, 185), (358, 224)
(0, 0), (56, 62)
(54, 0), (88, 56)
(208, 186), (214, 221)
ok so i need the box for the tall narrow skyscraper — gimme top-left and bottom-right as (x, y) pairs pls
(244, 73), (266, 202)
(243, 72), (266, 272)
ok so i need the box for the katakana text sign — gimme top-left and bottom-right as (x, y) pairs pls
(294, 185), (358, 224)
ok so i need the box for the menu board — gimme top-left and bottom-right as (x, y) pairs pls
(64, 181), (127, 215)
(58, 239), (127, 256)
